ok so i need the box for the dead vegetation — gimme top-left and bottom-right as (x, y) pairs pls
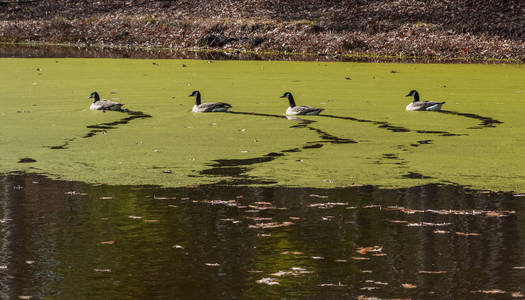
(0, 0), (523, 61)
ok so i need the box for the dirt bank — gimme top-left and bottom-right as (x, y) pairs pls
(0, 0), (524, 62)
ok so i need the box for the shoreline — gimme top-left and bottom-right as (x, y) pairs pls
(0, 42), (521, 64)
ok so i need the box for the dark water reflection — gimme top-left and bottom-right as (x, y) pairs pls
(1, 173), (525, 299)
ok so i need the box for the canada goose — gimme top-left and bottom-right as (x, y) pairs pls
(280, 92), (324, 115)
(188, 91), (232, 112)
(88, 92), (125, 111)
(405, 90), (445, 111)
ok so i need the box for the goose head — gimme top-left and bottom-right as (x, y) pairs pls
(188, 90), (200, 97)
(406, 90), (420, 102)
(280, 92), (296, 107)
(189, 90), (201, 105)
(89, 91), (100, 102)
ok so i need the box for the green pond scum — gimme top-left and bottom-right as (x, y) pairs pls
(0, 58), (524, 191)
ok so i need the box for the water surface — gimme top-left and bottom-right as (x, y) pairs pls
(1, 174), (525, 299)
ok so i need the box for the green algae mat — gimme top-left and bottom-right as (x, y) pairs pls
(1, 58), (524, 191)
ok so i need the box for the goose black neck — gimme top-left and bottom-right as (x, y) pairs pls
(287, 94), (296, 107)
(412, 91), (420, 102)
(93, 93), (100, 102)
(195, 92), (201, 106)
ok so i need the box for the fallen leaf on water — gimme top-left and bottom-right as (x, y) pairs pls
(352, 257), (371, 261)
(372, 253), (387, 257)
(391, 70), (399, 73)
(99, 196), (113, 200)
(144, 219), (160, 223)
(335, 259), (347, 263)
(387, 219), (409, 224)
(402, 283), (417, 289)
(312, 256), (325, 260)
(167, 205), (178, 208)
(99, 240), (115, 245)
(25, 261), (35, 265)
(309, 202), (347, 209)
(361, 270), (372, 273)
(512, 292), (524, 298)
(172, 245), (184, 249)
(0, 265), (7, 269)
(309, 194), (328, 199)
(280, 251), (303, 255)
(362, 205), (381, 209)
(407, 222), (452, 227)
(455, 232), (480, 236)
(205, 263), (220, 267)
(360, 286), (379, 290)
(356, 246), (383, 254)
(18, 296), (32, 300)
(94, 268), (111, 272)
(256, 277), (279, 285)
(249, 221), (294, 229)
(512, 266), (525, 270)
(365, 280), (388, 286)
(319, 282), (346, 287)
(128, 215), (143, 219)
(471, 289), (506, 294)
(433, 230), (449, 234)
(419, 270), (447, 274)
(485, 211), (505, 217)
(289, 216), (301, 220)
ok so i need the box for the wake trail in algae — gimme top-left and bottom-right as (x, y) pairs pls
(199, 109), (504, 184)
(46, 110), (152, 150)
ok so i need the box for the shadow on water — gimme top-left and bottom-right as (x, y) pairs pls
(438, 110), (503, 129)
(1, 173), (524, 299)
(83, 110), (152, 138)
(199, 111), (357, 183)
(320, 114), (465, 136)
(200, 108), (497, 182)
(47, 110), (151, 149)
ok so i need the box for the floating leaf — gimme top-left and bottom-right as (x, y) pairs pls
(205, 263), (220, 267)
(319, 282), (346, 287)
(402, 283), (417, 289)
(471, 289), (506, 294)
(99, 240), (115, 245)
(94, 268), (111, 272)
(455, 232), (480, 237)
(256, 277), (280, 285)
(356, 246), (383, 254)
(144, 219), (160, 223)
(309, 194), (328, 199)
(419, 270), (447, 274)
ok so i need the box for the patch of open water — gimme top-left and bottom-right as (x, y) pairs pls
(1, 173), (524, 299)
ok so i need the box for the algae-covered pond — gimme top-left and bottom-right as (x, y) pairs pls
(1, 58), (524, 191)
